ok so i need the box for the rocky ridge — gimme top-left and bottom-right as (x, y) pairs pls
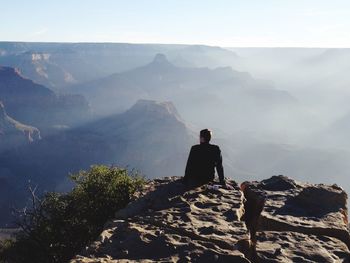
(0, 101), (40, 151)
(0, 66), (91, 131)
(72, 176), (350, 262)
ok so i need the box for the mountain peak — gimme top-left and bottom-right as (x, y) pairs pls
(150, 53), (174, 68)
(127, 99), (182, 121)
(153, 53), (168, 63)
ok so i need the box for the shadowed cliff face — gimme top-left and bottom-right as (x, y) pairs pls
(0, 102), (42, 225)
(72, 176), (350, 263)
(0, 100), (196, 227)
(0, 66), (91, 131)
(0, 101), (41, 151)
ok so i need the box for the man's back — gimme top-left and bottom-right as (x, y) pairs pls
(184, 142), (224, 186)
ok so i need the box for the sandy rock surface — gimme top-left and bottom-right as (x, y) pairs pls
(242, 175), (350, 262)
(72, 178), (250, 262)
(72, 176), (350, 262)
(256, 231), (350, 263)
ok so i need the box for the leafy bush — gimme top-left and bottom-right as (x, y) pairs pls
(0, 165), (144, 263)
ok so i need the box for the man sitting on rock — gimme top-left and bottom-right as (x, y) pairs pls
(183, 129), (229, 188)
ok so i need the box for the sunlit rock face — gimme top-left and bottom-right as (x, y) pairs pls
(72, 176), (350, 262)
(72, 178), (251, 263)
(242, 175), (350, 262)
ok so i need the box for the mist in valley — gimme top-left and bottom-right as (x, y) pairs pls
(1, 42), (350, 226)
(64, 45), (350, 189)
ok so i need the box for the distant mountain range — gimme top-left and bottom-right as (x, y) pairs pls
(0, 66), (91, 133)
(2, 42), (350, 228)
(70, 53), (297, 132)
(2, 98), (350, 227)
(0, 42), (240, 88)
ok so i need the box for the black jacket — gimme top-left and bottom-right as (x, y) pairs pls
(184, 143), (225, 186)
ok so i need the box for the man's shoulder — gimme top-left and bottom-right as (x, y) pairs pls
(192, 144), (221, 151)
(191, 144), (201, 150)
(209, 144), (221, 150)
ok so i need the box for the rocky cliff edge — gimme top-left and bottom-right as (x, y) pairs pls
(71, 176), (350, 263)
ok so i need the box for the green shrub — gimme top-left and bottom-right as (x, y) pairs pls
(0, 165), (144, 263)
(0, 239), (15, 262)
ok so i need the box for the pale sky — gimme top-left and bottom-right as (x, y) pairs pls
(2, 0), (350, 47)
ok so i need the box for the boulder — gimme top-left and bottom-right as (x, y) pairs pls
(242, 175), (350, 262)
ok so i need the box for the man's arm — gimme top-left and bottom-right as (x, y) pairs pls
(216, 147), (225, 185)
(183, 146), (194, 183)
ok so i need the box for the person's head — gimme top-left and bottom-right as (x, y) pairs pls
(200, 129), (212, 144)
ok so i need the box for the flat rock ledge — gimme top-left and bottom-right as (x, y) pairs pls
(71, 176), (350, 263)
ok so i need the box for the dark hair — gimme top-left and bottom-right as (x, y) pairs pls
(200, 129), (212, 142)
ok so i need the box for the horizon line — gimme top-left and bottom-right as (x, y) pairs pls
(0, 40), (349, 49)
